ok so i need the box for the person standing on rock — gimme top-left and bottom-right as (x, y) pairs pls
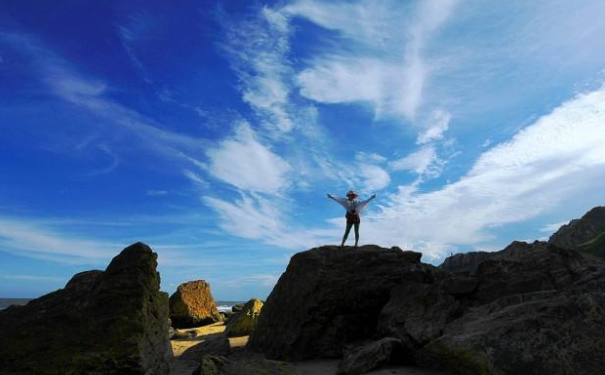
(327, 190), (376, 247)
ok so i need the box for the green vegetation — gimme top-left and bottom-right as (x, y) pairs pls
(578, 230), (605, 259)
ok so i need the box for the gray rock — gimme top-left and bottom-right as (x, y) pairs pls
(377, 283), (459, 357)
(194, 354), (293, 375)
(248, 245), (430, 360)
(337, 337), (402, 375)
(248, 239), (605, 375)
(225, 298), (263, 337)
(548, 206), (605, 249)
(416, 278), (605, 375)
(0, 242), (172, 375)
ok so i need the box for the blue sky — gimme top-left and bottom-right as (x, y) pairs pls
(1, 0), (605, 300)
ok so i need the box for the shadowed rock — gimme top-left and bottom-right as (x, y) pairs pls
(0, 242), (172, 375)
(225, 298), (263, 337)
(337, 337), (402, 375)
(193, 354), (293, 375)
(549, 206), (605, 258)
(248, 239), (605, 375)
(248, 245), (431, 360)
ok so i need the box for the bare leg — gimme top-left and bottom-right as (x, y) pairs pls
(354, 223), (360, 247)
(341, 223), (353, 246)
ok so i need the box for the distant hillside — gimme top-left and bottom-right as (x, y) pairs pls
(549, 206), (605, 258)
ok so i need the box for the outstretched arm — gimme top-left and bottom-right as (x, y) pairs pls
(357, 193), (376, 213)
(327, 193), (349, 209)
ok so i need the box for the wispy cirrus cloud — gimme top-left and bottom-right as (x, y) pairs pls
(0, 217), (119, 264)
(219, 6), (295, 134)
(286, 0), (457, 125)
(117, 12), (154, 84)
(206, 122), (292, 194)
(361, 84), (605, 260)
(390, 145), (440, 176)
(1, 32), (212, 176)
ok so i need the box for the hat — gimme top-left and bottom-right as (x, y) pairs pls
(346, 190), (358, 198)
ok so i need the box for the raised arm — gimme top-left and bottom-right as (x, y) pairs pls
(327, 193), (349, 210)
(357, 193), (376, 213)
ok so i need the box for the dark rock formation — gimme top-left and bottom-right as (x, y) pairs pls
(248, 245), (431, 360)
(170, 280), (222, 328)
(194, 354), (293, 375)
(549, 206), (605, 258)
(439, 251), (492, 275)
(225, 298), (263, 337)
(377, 282), (459, 357)
(0, 242), (172, 375)
(249, 241), (605, 375)
(549, 206), (605, 247)
(416, 276), (605, 375)
(337, 337), (402, 375)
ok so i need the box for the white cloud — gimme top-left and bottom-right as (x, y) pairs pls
(283, 0), (401, 47)
(359, 164), (390, 191)
(1, 33), (211, 160)
(146, 190), (169, 196)
(288, 0), (457, 121)
(223, 273), (280, 288)
(0, 217), (118, 264)
(206, 123), (291, 194)
(416, 109), (450, 144)
(203, 193), (328, 250)
(117, 13), (153, 84)
(221, 6), (295, 133)
(540, 222), (567, 234)
(183, 170), (209, 189)
(360, 84), (605, 261)
(0, 273), (64, 282)
(355, 152), (387, 164)
(390, 146), (437, 174)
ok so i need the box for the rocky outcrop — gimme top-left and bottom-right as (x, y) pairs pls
(337, 338), (402, 375)
(248, 245), (431, 360)
(249, 241), (605, 375)
(194, 354), (293, 375)
(439, 251), (492, 275)
(0, 242), (172, 375)
(549, 206), (605, 258)
(170, 280), (222, 328)
(225, 298), (263, 337)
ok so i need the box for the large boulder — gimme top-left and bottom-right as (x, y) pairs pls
(416, 277), (605, 374)
(247, 245), (432, 360)
(249, 240), (605, 375)
(170, 280), (222, 328)
(225, 298), (263, 337)
(0, 242), (172, 375)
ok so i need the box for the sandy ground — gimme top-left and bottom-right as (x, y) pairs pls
(292, 360), (452, 375)
(171, 322), (227, 357)
(169, 323), (451, 375)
